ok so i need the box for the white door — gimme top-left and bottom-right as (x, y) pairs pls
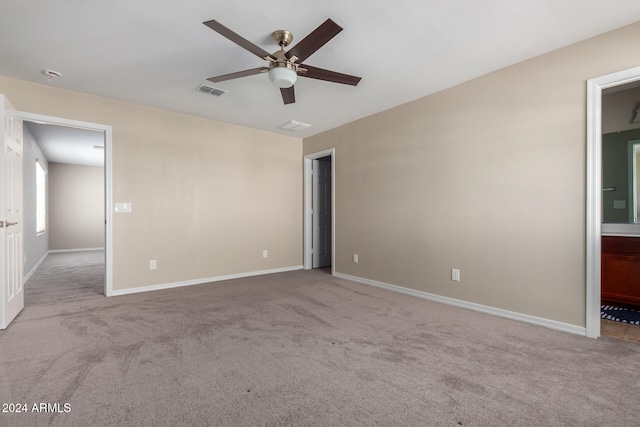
(312, 157), (332, 268)
(0, 95), (24, 329)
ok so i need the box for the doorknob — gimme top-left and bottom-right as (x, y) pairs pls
(0, 221), (17, 228)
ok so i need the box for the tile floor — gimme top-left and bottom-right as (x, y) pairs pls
(601, 318), (640, 343)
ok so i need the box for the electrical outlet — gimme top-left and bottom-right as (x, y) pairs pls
(353, 254), (359, 264)
(150, 260), (157, 270)
(451, 268), (460, 282)
(263, 250), (268, 258)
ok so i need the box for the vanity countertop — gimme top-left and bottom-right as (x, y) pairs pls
(602, 223), (640, 237)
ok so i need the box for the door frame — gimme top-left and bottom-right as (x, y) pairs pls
(15, 111), (113, 296)
(586, 65), (640, 338)
(304, 148), (335, 274)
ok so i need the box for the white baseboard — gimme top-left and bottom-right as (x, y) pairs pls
(334, 272), (586, 337)
(49, 247), (105, 253)
(109, 265), (304, 297)
(23, 252), (49, 283)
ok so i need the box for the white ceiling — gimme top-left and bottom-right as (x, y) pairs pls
(24, 122), (105, 167)
(3, 0), (640, 143)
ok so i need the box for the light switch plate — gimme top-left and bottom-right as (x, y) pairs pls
(115, 202), (132, 213)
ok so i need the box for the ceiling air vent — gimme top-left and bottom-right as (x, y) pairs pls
(196, 84), (227, 96)
(278, 120), (312, 132)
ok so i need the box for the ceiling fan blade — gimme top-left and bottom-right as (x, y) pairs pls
(207, 67), (268, 83)
(280, 86), (295, 105)
(204, 20), (275, 60)
(285, 19), (343, 63)
(299, 64), (361, 86)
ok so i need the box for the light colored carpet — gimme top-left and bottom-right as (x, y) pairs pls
(1, 253), (639, 426)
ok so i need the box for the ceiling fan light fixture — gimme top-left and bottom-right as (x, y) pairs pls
(268, 64), (297, 88)
(204, 18), (360, 104)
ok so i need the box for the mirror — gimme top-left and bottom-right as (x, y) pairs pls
(602, 83), (640, 223)
(602, 134), (640, 223)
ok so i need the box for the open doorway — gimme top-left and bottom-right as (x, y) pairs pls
(16, 112), (113, 300)
(23, 121), (105, 304)
(304, 149), (335, 274)
(599, 82), (640, 342)
(586, 66), (640, 339)
(312, 155), (332, 269)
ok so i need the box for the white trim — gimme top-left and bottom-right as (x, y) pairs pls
(304, 148), (336, 275)
(23, 251), (48, 283)
(110, 265), (304, 297)
(48, 247), (105, 253)
(335, 272), (586, 336)
(14, 111), (114, 297)
(586, 66), (640, 338)
(104, 126), (113, 296)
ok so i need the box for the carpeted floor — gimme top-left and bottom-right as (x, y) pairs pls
(2, 253), (640, 426)
(24, 251), (105, 306)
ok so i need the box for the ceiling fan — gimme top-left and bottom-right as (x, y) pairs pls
(203, 18), (361, 105)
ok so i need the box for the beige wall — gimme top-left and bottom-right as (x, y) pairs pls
(305, 21), (640, 328)
(48, 162), (104, 251)
(0, 76), (302, 291)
